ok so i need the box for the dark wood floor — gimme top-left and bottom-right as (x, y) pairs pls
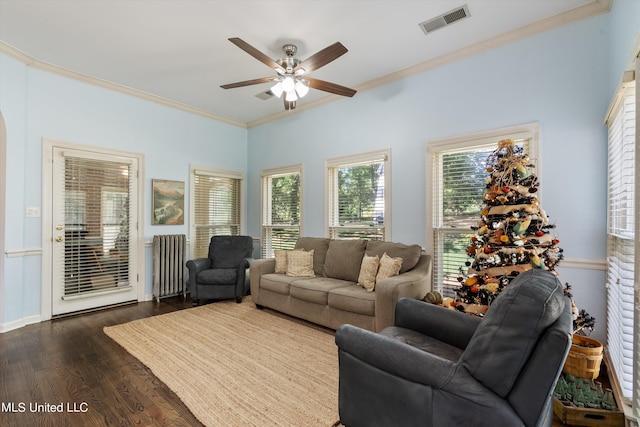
(0, 296), (568, 427)
(0, 296), (203, 427)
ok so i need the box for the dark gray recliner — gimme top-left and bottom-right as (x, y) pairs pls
(335, 269), (572, 427)
(186, 235), (253, 305)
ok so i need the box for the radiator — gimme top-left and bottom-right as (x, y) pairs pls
(152, 234), (187, 301)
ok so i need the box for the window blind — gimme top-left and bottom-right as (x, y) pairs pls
(327, 153), (387, 240)
(192, 172), (242, 259)
(261, 169), (301, 258)
(431, 137), (531, 297)
(606, 83), (636, 403)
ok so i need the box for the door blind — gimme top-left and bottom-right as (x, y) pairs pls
(62, 155), (132, 296)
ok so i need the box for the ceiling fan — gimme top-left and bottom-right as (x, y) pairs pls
(220, 38), (357, 111)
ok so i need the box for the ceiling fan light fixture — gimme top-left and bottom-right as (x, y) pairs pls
(221, 38), (356, 111)
(270, 81), (284, 98)
(281, 76), (295, 92)
(285, 90), (298, 102)
(295, 80), (309, 98)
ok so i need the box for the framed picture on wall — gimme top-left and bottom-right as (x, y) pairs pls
(152, 179), (185, 225)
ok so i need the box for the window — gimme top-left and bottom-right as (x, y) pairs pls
(606, 79), (637, 408)
(59, 153), (135, 295)
(326, 150), (389, 240)
(261, 165), (302, 258)
(190, 167), (244, 259)
(427, 124), (539, 297)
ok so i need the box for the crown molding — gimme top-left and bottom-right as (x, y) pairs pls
(248, 0), (612, 128)
(1, 1), (611, 129)
(0, 41), (247, 129)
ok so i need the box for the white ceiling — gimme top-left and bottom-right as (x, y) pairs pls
(0, 0), (608, 127)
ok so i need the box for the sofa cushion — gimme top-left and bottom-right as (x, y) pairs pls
(461, 269), (566, 397)
(376, 252), (402, 282)
(290, 277), (353, 305)
(260, 273), (298, 296)
(286, 249), (315, 277)
(357, 254), (380, 291)
(295, 237), (331, 276)
(323, 239), (367, 282)
(365, 240), (422, 273)
(329, 285), (376, 316)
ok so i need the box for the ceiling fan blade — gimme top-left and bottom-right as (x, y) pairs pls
(306, 77), (357, 97)
(220, 77), (276, 89)
(294, 42), (348, 74)
(228, 38), (285, 73)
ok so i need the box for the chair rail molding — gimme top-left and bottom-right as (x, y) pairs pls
(5, 247), (43, 257)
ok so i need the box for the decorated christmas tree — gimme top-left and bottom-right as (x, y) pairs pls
(454, 139), (564, 313)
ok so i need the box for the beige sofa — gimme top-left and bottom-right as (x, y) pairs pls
(249, 237), (432, 332)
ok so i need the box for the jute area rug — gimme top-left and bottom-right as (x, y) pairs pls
(103, 300), (339, 427)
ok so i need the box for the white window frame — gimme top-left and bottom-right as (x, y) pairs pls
(604, 59), (639, 420)
(325, 149), (390, 240)
(260, 164), (303, 258)
(426, 123), (540, 296)
(189, 165), (245, 259)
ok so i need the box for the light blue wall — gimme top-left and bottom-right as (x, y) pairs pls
(608, 0), (640, 96)
(1, 0), (639, 341)
(247, 12), (627, 344)
(0, 53), (247, 327)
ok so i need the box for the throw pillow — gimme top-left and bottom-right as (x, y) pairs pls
(274, 250), (288, 273)
(376, 252), (402, 282)
(295, 237), (331, 276)
(286, 249), (315, 277)
(357, 254), (380, 292)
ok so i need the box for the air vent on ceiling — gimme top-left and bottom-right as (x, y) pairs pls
(419, 4), (470, 34)
(255, 90), (274, 100)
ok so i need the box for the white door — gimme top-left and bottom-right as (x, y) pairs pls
(50, 146), (139, 315)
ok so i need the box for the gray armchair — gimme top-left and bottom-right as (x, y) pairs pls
(186, 235), (253, 305)
(335, 269), (572, 427)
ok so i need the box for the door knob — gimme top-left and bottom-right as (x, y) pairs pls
(56, 236), (64, 243)
(56, 224), (64, 230)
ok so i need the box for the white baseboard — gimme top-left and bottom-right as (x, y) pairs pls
(0, 314), (42, 333)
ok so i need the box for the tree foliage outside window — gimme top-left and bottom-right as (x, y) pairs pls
(441, 151), (488, 226)
(328, 152), (388, 241)
(338, 163), (383, 225)
(261, 168), (301, 258)
(271, 174), (300, 225)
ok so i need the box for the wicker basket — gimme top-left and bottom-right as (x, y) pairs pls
(563, 335), (603, 379)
